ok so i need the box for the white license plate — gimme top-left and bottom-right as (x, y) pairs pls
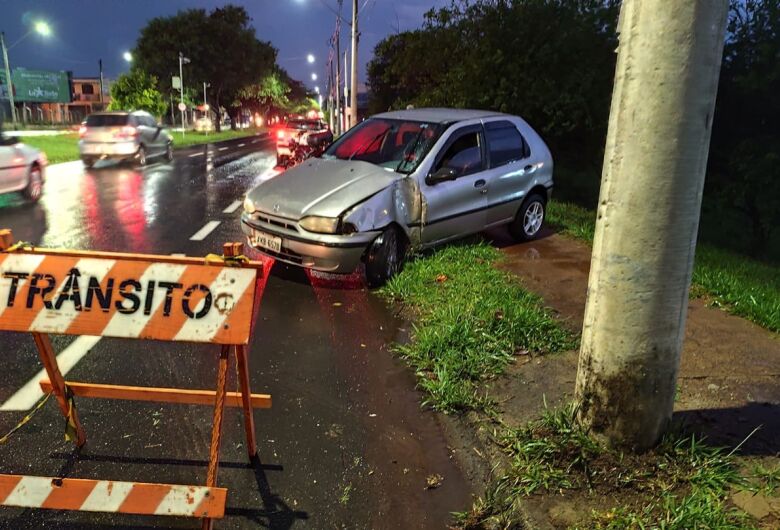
(249, 230), (282, 253)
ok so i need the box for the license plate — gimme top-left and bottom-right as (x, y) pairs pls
(249, 230), (282, 253)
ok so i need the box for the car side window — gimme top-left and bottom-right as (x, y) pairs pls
(434, 129), (483, 178)
(485, 121), (529, 167)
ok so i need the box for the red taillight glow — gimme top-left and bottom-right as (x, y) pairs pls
(79, 125), (87, 138)
(113, 126), (138, 140)
(277, 130), (285, 139)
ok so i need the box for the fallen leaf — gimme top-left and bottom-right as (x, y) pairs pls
(435, 274), (448, 283)
(333, 302), (343, 307)
(425, 474), (444, 489)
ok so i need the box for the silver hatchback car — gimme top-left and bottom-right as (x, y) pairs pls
(78, 111), (173, 168)
(242, 108), (553, 286)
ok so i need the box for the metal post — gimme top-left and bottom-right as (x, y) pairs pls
(1, 32), (16, 126)
(335, 14), (341, 136)
(178, 52), (186, 135)
(98, 59), (104, 106)
(349, 0), (359, 129)
(343, 51), (348, 130)
(574, 0), (729, 450)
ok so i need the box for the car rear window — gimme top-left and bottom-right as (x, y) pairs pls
(286, 120), (322, 130)
(86, 114), (128, 127)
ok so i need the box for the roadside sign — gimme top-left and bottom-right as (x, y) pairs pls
(178, 102), (187, 112)
(11, 69), (71, 103)
(0, 253), (257, 344)
(172, 76), (181, 89)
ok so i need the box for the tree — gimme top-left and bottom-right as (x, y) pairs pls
(108, 69), (166, 117)
(133, 5), (277, 131)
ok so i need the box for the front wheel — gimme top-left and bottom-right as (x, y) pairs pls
(365, 226), (405, 288)
(22, 165), (43, 202)
(509, 194), (546, 241)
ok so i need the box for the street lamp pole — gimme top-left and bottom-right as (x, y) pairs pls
(178, 52), (190, 133)
(349, 0), (358, 129)
(1, 32), (17, 126)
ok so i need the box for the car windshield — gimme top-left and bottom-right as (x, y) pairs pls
(287, 120), (323, 130)
(321, 118), (445, 174)
(86, 114), (128, 127)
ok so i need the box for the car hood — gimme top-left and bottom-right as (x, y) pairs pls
(247, 158), (400, 219)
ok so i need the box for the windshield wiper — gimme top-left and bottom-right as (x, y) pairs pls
(348, 128), (392, 160)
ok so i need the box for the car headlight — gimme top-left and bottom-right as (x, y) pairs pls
(299, 216), (340, 234)
(243, 196), (256, 214)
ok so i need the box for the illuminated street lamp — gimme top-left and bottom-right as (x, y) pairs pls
(314, 86), (320, 94)
(1, 19), (52, 126)
(122, 51), (132, 62)
(307, 53), (315, 64)
(311, 73), (317, 81)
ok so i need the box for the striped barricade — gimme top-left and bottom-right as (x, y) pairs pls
(0, 229), (270, 529)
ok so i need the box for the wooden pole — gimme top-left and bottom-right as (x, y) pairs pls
(202, 344), (230, 530)
(235, 345), (257, 460)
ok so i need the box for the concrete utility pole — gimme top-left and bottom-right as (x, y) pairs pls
(349, 0), (359, 129)
(1, 32), (16, 126)
(335, 12), (341, 136)
(574, 0), (729, 451)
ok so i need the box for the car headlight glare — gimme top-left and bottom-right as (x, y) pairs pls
(243, 196), (256, 214)
(299, 216), (340, 234)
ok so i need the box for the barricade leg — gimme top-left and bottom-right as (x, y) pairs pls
(235, 345), (257, 460)
(31, 332), (87, 447)
(202, 345), (230, 530)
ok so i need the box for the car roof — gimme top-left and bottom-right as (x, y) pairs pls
(372, 107), (509, 124)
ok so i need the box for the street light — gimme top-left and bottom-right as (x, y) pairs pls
(178, 52), (191, 134)
(307, 53), (315, 64)
(1, 19), (52, 127)
(122, 51), (132, 62)
(311, 73), (317, 81)
(314, 86), (320, 94)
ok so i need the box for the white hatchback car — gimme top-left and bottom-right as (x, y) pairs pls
(0, 130), (46, 203)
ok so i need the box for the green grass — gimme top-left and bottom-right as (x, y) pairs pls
(380, 243), (576, 413)
(21, 133), (80, 164)
(455, 404), (756, 529)
(546, 201), (780, 333)
(19, 128), (264, 164)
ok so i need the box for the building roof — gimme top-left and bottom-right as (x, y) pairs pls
(372, 107), (507, 124)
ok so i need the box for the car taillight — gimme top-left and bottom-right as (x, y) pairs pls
(79, 125), (87, 138)
(277, 130), (285, 140)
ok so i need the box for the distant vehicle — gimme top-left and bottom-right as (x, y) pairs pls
(243, 108), (553, 286)
(194, 116), (214, 132)
(275, 119), (333, 166)
(78, 111), (173, 168)
(0, 130), (47, 203)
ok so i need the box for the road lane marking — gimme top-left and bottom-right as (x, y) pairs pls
(251, 140), (259, 144)
(188, 152), (204, 158)
(237, 143), (245, 147)
(222, 200), (242, 214)
(0, 336), (101, 411)
(189, 221), (221, 241)
(170, 253), (186, 257)
(218, 147), (228, 151)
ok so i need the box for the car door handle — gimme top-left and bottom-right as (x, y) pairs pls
(474, 179), (487, 188)
(523, 164), (537, 174)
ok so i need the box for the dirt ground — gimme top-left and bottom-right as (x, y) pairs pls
(484, 228), (780, 528)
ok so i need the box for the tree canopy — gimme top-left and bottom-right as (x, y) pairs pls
(107, 69), (166, 117)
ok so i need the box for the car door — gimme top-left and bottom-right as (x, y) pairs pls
(481, 119), (535, 226)
(420, 124), (489, 245)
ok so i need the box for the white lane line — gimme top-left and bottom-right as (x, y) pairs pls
(170, 253), (186, 257)
(189, 221), (221, 241)
(1, 336), (101, 411)
(237, 143), (245, 147)
(222, 200), (242, 214)
(188, 152), (204, 158)
(251, 140), (259, 144)
(218, 147), (228, 151)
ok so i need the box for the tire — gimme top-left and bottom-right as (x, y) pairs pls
(22, 165), (43, 203)
(165, 142), (174, 162)
(509, 194), (546, 242)
(137, 145), (147, 166)
(365, 226), (405, 288)
(81, 157), (96, 169)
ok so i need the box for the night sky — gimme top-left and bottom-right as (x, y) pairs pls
(1, 0), (449, 89)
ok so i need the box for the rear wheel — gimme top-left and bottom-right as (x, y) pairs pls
(81, 157), (96, 169)
(509, 194), (546, 241)
(137, 145), (147, 166)
(22, 165), (43, 203)
(365, 226), (405, 288)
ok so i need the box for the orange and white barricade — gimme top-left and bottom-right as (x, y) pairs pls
(0, 228), (270, 529)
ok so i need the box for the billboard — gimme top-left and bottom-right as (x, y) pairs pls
(11, 68), (71, 103)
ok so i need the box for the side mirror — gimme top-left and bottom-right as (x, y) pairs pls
(426, 166), (458, 185)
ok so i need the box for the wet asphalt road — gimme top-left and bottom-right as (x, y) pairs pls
(0, 136), (472, 528)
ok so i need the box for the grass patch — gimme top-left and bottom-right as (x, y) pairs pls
(21, 133), (80, 164)
(546, 201), (780, 333)
(456, 404), (756, 529)
(18, 128), (264, 164)
(380, 243), (576, 413)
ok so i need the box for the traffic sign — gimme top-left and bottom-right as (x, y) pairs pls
(171, 76), (181, 89)
(177, 102), (186, 112)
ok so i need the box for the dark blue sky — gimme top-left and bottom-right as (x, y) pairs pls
(1, 0), (448, 88)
